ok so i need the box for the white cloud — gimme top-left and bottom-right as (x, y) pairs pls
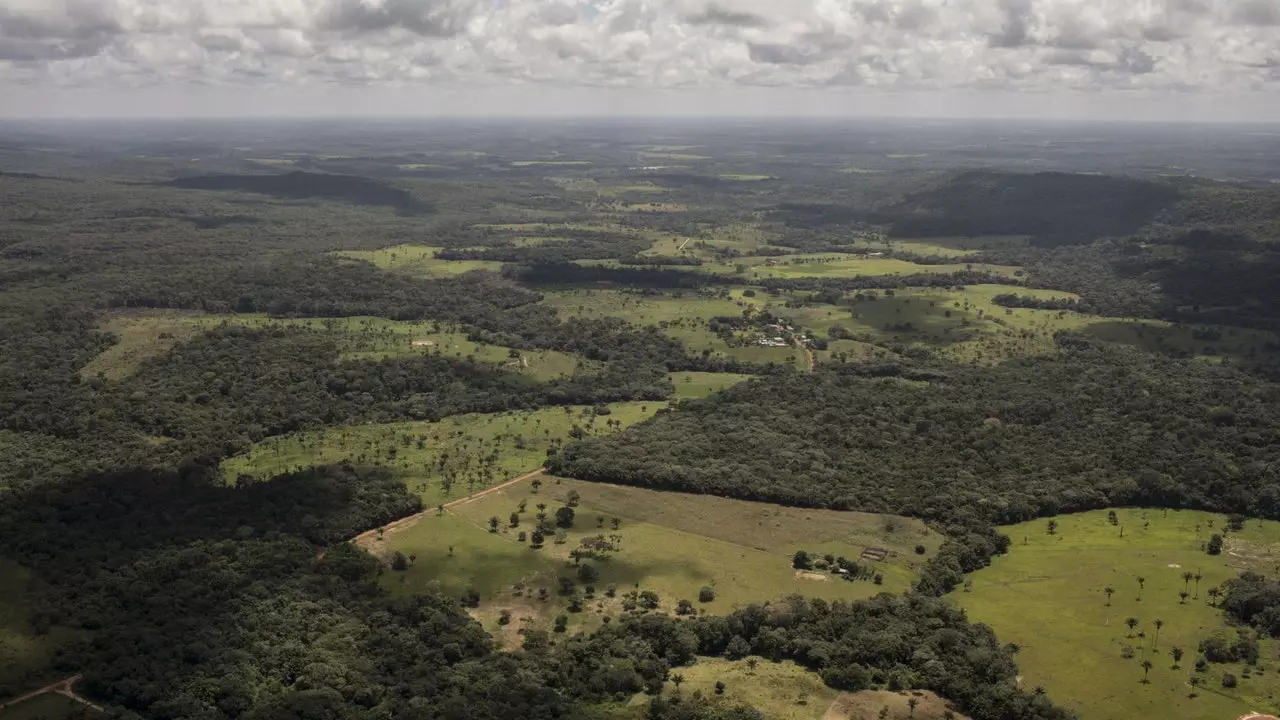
(0, 0), (1278, 116)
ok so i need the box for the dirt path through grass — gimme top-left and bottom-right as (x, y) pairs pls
(352, 468), (546, 550)
(0, 675), (103, 713)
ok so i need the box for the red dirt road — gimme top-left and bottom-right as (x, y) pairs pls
(0, 675), (103, 713)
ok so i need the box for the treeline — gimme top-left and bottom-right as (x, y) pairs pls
(1219, 572), (1280, 637)
(1, 325), (672, 491)
(550, 337), (1280, 526)
(0, 462), (1069, 720)
(991, 293), (1085, 312)
(165, 171), (433, 214)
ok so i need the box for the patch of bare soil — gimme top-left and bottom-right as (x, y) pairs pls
(411, 339), (435, 347)
(794, 570), (828, 582)
(826, 690), (964, 720)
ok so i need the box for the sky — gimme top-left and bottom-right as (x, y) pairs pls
(1, 0), (1279, 120)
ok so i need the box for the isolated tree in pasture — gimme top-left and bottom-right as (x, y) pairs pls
(1125, 617), (1139, 635)
(908, 697), (919, 717)
(1137, 576), (1145, 592)
(1047, 519), (1058, 535)
(566, 489), (581, 507)
(1193, 572), (1203, 598)
(671, 673), (684, 691)
(1207, 534), (1223, 555)
(1207, 587), (1221, 606)
(1171, 646), (1184, 668)
(489, 516), (500, 533)
(555, 506), (576, 528)
(531, 477), (543, 493)
(1182, 571), (1194, 592)
(746, 657), (759, 673)
(509, 512), (520, 528)
(1179, 591), (1190, 604)
(1153, 619), (1164, 648)
(1141, 660), (1153, 684)
(1104, 586), (1116, 605)
(391, 551), (409, 571)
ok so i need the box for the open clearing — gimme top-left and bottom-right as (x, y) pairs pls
(333, 244), (505, 276)
(0, 691), (94, 720)
(631, 657), (839, 719)
(668, 371), (754, 399)
(222, 402), (659, 506)
(375, 476), (939, 639)
(955, 508), (1280, 720)
(81, 311), (579, 381)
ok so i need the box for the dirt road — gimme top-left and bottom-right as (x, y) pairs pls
(0, 675), (103, 713)
(351, 468), (546, 549)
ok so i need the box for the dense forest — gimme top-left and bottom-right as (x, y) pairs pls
(551, 337), (1280, 525)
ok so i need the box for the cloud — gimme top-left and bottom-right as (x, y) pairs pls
(0, 0), (1279, 106)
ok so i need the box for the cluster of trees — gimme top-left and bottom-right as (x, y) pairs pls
(1218, 571), (1280, 637)
(551, 338), (1280, 525)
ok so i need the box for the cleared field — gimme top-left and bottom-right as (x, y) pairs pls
(712, 254), (1022, 281)
(222, 402), (660, 506)
(375, 477), (939, 639)
(630, 657), (839, 719)
(0, 561), (72, 700)
(510, 160), (592, 167)
(541, 289), (808, 370)
(81, 312), (579, 380)
(718, 174), (772, 181)
(333, 245), (504, 276)
(955, 508), (1280, 720)
(668, 371), (753, 399)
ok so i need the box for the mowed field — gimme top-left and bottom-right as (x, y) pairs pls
(371, 476), (940, 642)
(954, 508), (1280, 720)
(221, 402), (660, 506)
(80, 311), (580, 381)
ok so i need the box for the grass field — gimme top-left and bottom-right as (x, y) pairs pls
(541, 289), (808, 370)
(954, 508), (1280, 720)
(510, 161), (592, 167)
(0, 561), (72, 701)
(0, 693), (93, 720)
(81, 312), (580, 381)
(222, 402), (660, 505)
(373, 476), (940, 641)
(708, 254), (1022, 281)
(631, 657), (839, 719)
(333, 245), (505, 276)
(668, 371), (753, 399)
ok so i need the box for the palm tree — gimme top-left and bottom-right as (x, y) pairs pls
(1137, 576), (1146, 591)
(671, 673), (684, 691)
(1104, 586), (1116, 605)
(908, 697), (919, 717)
(1182, 571), (1194, 592)
(1153, 619), (1164, 649)
(1179, 591), (1189, 604)
(1193, 572), (1203, 598)
(1125, 617), (1139, 635)
(1207, 587), (1221, 606)
(1140, 659), (1153, 684)
(1170, 646), (1184, 669)
(1032, 686), (1046, 697)
(746, 658), (758, 674)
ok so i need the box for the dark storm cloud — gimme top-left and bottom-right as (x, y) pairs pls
(988, 0), (1034, 48)
(319, 0), (471, 36)
(686, 4), (770, 28)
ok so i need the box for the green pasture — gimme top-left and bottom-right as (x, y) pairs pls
(668, 371), (753, 399)
(333, 244), (504, 277)
(510, 161), (593, 167)
(222, 402), (659, 505)
(630, 657), (840, 719)
(541, 289), (807, 370)
(376, 477), (938, 638)
(82, 312), (579, 381)
(0, 561), (73, 700)
(718, 174), (772, 181)
(709, 254), (1022, 281)
(955, 508), (1280, 720)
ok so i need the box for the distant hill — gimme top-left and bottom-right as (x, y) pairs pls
(164, 171), (431, 214)
(883, 170), (1182, 244)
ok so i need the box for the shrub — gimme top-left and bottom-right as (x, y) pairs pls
(698, 586), (716, 603)
(1222, 673), (1238, 689)
(914, 544), (927, 555)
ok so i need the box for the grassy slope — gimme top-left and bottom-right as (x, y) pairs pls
(631, 658), (839, 719)
(954, 508), (1280, 720)
(376, 477), (939, 640)
(222, 403), (660, 506)
(81, 311), (579, 381)
(332, 245), (505, 276)
(668, 371), (754, 399)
